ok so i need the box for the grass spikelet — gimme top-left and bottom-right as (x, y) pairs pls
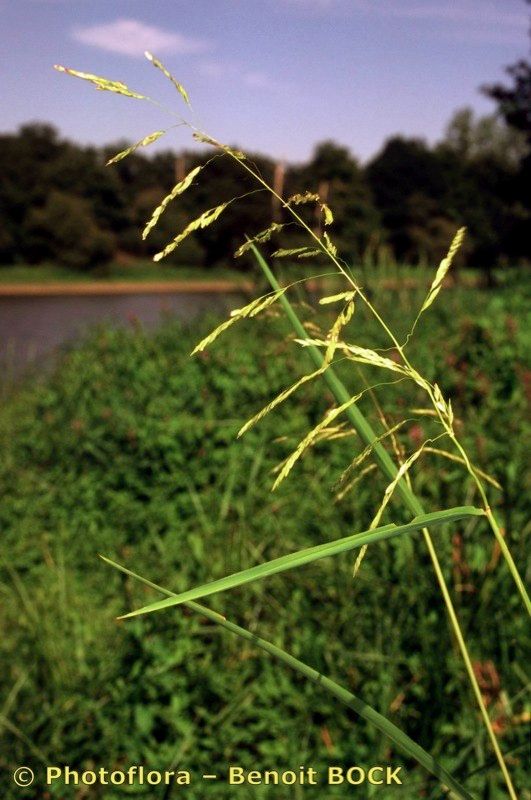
(410, 408), (439, 417)
(319, 291), (356, 305)
(297, 249), (323, 258)
(54, 65), (147, 99)
(272, 393), (362, 490)
(421, 226), (466, 313)
(235, 223), (285, 257)
(154, 203), (228, 261)
(193, 132), (222, 147)
(106, 130), (166, 165)
(272, 247), (318, 258)
(335, 464), (378, 502)
(371, 441), (436, 530)
(192, 132), (246, 160)
(339, 421), (407, 486)
(238, 366), (327, 438)
(287, 191), (320, 205)
(143, 166), (203, 239)
(406, 227), (467, 342)
(191, 289), (287, 355)
(325, 299), (355, 364)
(191, 317), (242, 355)
(297, 338), (411, 379)
(246, 287), (288, 317)
(321, 203), (334, 225)
(191, 297), (263, 354)
(422, 447), (502, 490)
(144, 51), (190, 106)
(323, 231), (337, 257)
(433, 382), (453, 427)
(311, 423), (356, 443)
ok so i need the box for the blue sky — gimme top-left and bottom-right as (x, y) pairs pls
(2, 0), (529, 162)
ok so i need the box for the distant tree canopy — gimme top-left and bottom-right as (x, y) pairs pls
(0, 109), (529, 271)
(483, 0), (531, 142)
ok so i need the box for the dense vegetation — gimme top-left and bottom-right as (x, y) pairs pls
(0, 105), (529, 275)
(1, 275), (528, 799)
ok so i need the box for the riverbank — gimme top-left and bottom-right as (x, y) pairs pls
(0, 279), (254, 296)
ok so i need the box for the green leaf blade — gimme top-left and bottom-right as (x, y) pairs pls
(112, 506), (482, 619)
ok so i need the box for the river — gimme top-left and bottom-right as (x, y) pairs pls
(0, 288), (245, 378)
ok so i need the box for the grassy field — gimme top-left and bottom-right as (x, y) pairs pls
(0, 274), (529, 798)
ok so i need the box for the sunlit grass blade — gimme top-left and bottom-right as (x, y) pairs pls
(105, 507), (483, 620)
(99, 557), (474, 800)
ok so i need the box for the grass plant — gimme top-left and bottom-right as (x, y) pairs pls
(42, 55), (531, 798)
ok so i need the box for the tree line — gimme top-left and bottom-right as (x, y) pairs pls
(0, 104), (528, 274)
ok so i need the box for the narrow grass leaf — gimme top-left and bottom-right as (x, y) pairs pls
(99, 557), (474, 800)
(110, 507), (483, 618)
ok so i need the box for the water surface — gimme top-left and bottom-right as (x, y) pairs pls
(0, 291), (243, 378)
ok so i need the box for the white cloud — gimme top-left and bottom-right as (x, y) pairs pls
(72, 18), (209, 58)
